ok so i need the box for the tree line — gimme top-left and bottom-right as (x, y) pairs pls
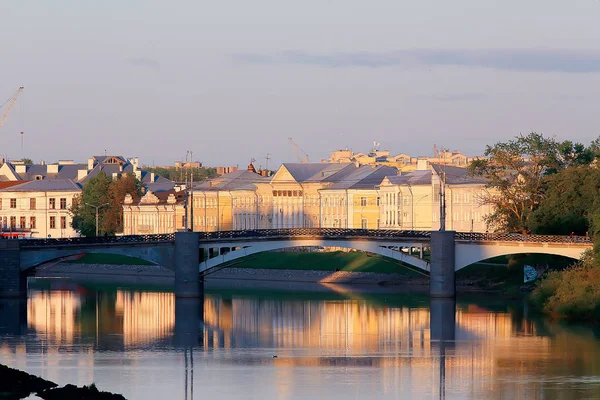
(469, 132), (600, 320)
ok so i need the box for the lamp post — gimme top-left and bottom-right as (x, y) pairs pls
(85, 202), (109, 237)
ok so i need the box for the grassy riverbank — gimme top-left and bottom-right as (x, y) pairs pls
(530, 252), (600, 320)
(232, 251), (423, 275)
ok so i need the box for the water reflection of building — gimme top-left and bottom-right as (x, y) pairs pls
(115, 291), (175, 347)
(204, 297), (433, 353)
(24, 290), (175, 349)
(28, 291), (82, 344)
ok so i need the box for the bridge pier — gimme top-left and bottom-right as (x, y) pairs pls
(175, 232), (203, 298)
(429, 231), (456, 298)
(0, 240), (26, 298)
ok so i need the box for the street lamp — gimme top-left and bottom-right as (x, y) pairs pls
(85, 202), (109, 237)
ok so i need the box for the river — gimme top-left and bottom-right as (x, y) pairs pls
(1, 278), (600, 399)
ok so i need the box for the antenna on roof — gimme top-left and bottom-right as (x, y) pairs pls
(265, 153), (271, 170)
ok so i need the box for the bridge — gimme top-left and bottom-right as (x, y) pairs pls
(0, 229), (592, 298)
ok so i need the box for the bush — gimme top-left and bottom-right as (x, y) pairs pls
(531, 252), (600, 320)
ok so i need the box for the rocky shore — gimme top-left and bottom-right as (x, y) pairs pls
(0, 364), (125, 400)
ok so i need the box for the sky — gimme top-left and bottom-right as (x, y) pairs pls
(1, 0), (600, 169)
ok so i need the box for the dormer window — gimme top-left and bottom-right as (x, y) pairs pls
(34, 175), (43, 180)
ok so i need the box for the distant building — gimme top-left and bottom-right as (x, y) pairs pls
(215, 166), (238, 175)
(0, 180), (82, 238)
(174, 161), (202, 168)
(326, 146), (476, 170)
(0, 155), (174, 193)
(122, 189), (186, 235)
(121, 160), (495, 235)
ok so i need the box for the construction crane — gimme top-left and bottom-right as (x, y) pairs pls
(288, 137), (309, 163)
(0, 86), (24, 129)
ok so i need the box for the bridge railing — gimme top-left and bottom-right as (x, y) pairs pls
(18, 233), (176, 248)
(200, 228), (432, 240)
(15, 229), (592, 248)
(455, 231), (592, 244)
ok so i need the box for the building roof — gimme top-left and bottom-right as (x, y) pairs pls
(385, 170), (432, 186)
(12, 163), (88, 181)
(130, 189), (185, 206)
(0, 179), (82, 192)
(193, 169), (270, 191)
(327, 165), (398, 190)
(0, 181), (29, 190)
(430, 164), (488, 185)
(281, 163), (355, 183)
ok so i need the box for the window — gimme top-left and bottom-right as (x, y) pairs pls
(49, 198), (56, 209)
(376, 197), (380, 206)
(360, 197), (367, 207)
(49, 216), (56, 229)
(0, 199), (2, 210)
(10, 216), (16, 229)
(10, 198), (16, 208)
(60, 198), (66, 209)
(30, 198), (36, 210)
(361, 218), (368, 229)
(20, 216), (26, 228)
(61, 216), (67, 229)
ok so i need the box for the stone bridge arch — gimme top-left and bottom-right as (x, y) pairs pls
(19, 242), (176, 271)
(455, 242), (588, 271)
(199, 238), (430, 274)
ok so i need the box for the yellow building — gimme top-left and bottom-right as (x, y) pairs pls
(122, 189), (186, 235)
(378, 170), (434, 230)
(191, 165), (270, 231)
(260, 162), (357, 229)
(320, 165), (397, 229)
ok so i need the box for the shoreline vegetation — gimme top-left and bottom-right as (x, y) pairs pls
(0, 363), (126, 400)
(465, 133), (600, 321)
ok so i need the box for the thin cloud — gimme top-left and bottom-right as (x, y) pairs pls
(127, 57), (161, 69)
(433, 93), (488, 102)
(232, 49), (600, 73)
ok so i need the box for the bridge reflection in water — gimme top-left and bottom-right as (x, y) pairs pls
(2, 287), (598, 399)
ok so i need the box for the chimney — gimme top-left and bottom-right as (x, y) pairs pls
(150, 172), (155, 182)
(87, 158), (95, 170)
(15, 165), (26, 174)
(47, 164), (59, 174)
(417, 158), (429, 171)
(135, 170), (142, 180)
(77, 169), (88, 181)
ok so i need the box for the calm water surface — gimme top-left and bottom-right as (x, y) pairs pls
(2, 279), (600, 399)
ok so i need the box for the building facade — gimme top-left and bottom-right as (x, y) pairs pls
(120, 162), (493, 235)
(0, 180), (82, 238)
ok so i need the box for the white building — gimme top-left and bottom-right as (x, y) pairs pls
(0, 180), (82, 238)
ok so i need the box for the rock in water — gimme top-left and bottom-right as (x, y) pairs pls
(37, 383), (127, 400)
(0, 363), (57, 399)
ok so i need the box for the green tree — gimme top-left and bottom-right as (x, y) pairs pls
(103, 174), (144, 234)
(529, 166), (600, 235)
(71, 172), (144, 236)
(469, 132), (562, 232)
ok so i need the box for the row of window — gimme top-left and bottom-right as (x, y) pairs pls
(0, 198), (68, 210)
(272, 190), (303, 197)
(0, 215), (67, 230)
